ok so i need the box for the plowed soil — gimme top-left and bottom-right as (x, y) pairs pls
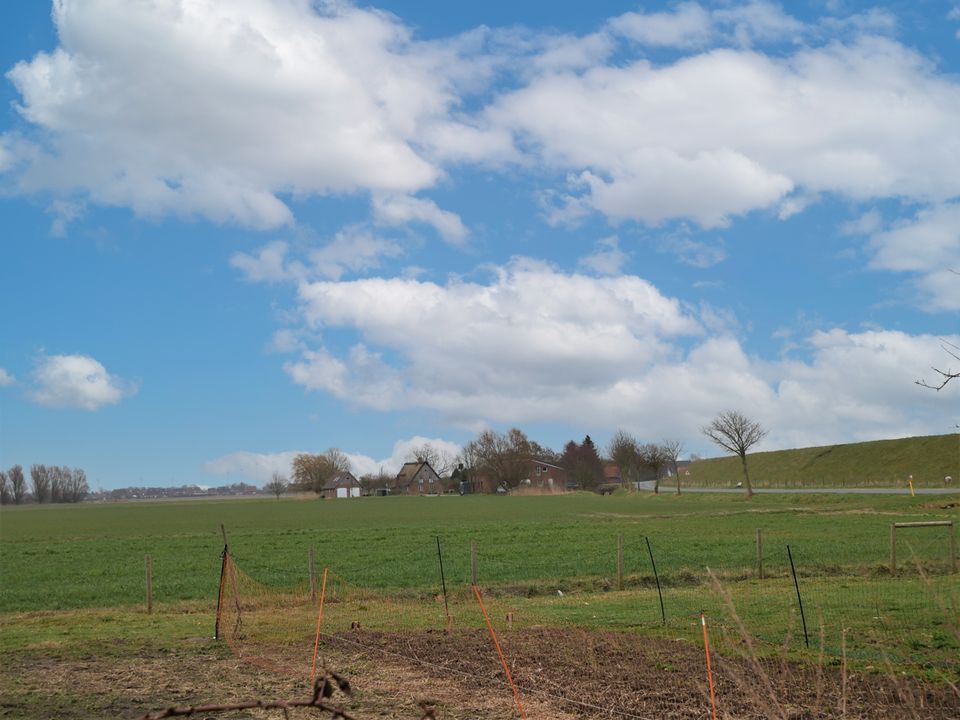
(2, 628), (958, 719)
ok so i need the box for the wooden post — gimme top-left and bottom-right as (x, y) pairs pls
(889, 523), (896, 574)
(950, 522), (958, 574)
(145, 554), (153, 615)
(470, 541), (478, 585)
(616, 533), (624, 591)
(756, 528), (764, 579)
(309, 547), (317, 603)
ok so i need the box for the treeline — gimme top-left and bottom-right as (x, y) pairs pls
(288, 428), (688, 495)
(0, 464), (89, 504)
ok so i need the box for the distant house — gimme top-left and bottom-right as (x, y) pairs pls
(394, 460), (442, 495)
(664, 460), (691, 477)
(470, 457), (569, 493)
(523, 458), (568, 491)
(597, 464), (623, 494)
(321, 472), (363, 499)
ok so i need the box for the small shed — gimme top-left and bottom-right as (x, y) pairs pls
(321, 472), (363, 499)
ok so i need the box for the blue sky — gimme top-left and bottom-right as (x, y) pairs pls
(1, 0), (958, 490)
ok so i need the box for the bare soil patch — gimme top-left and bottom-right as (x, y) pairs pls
(2, 629), (957, 719)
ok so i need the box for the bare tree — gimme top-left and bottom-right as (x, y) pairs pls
(462, 428), (532, 491)
(8, 465), (26, 505)
(0, 470), (8, 505)
(405, 443), (456, 477)
(30, 464), (50, 503)
(608, 430), (642, 492)
(639, 443), (670, 494)
(264, 472), (288, 500)
(661, 439), (685, 495)
(291, 450), (351, 494)
(49, 465), (70, 503)
(916, 339), (959, 391)
(66, 468), (89, 503)
(702, 410), (767, 498)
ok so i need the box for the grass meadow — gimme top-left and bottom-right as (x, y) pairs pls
(1, 491), (957, 670)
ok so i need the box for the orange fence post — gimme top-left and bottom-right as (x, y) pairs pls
(473, 585), (526, 719)
(701, 612), (718, 720)
(310, 567), (329, 683)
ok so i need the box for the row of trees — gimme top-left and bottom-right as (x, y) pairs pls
(282, 408), (768, 499)
(0, 464), (89, 504)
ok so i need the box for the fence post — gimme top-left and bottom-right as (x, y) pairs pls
(889, 523), (896, 574)
(470, 540), (478, 585)
(309, 547), (317, 603)
(616, 533), (624, 591)
(145, 554), (153, 615)
(756, 528), (764, 579)
(949, 522), (957, 574)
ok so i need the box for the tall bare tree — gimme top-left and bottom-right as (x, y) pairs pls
(0, 470), (8, 505)
(608, 430), (642, 491)
(264, 471), (288, 500)
(661, 439), (685, 495)
(462, 428), (532, 490)
(639, 443), (670, 494)
(30, 464), (50, 503)
(66, 468), (89, 503)
(8, 465), (26, 505)
(49, 466), (70, 503)
(405, 443), (456, 477)
(291, 450), (351, 494)
(702, 410), (767, 498)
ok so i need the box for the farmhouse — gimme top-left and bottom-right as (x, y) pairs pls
(394, 460), (442, 495)
(321, 472), (363, 499)
(524, 458), (568, 490)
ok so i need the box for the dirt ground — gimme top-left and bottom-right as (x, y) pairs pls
(2, 628), (958, 719)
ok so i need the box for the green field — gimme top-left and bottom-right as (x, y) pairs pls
(686, 432), (960, 488)
(1, 491), (957, 669)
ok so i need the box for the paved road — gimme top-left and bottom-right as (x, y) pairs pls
(664, 485), (960, 495)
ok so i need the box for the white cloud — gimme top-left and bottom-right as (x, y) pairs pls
(578, 236), (628, 275)
(489, 36), (960, 227)
(867, 203), (960, 311)
(232, 229), (403, 284)
(309, 226), (404, 280)
(29, 353), (137, 410)
(231, 241), (303, 283)
(0, 368), (15, 387)
(609, 3), (714, 48)
(4, 0), (480, 228)
(268, 256), (957, 448)
(371, 194), (468, 244)
(203, 450), (300, 485)
(204, 435), (463, 485)
(290, 258), (701, 415)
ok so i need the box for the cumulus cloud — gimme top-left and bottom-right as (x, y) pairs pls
(372, 194), (468, 244)
(490, 35), (960, 227)
(578, 236), (628, 275)
(266, 255), (958, 447)
(288, 258), (701, 414)
(231, 241), (303, 283)
(231, 228), (404, 285)
(4, 0), (483, 228)
(0, 368), (15, 387)
(864, 203), (960, 311)
(203, 450), (300, 485)
(609, 1), (803, 49)
(6, 1), (958, 239)
(29, 353), (137, 410)
(204, 436), (462, 485)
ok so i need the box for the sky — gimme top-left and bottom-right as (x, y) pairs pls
(1, 0), (958, 491)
